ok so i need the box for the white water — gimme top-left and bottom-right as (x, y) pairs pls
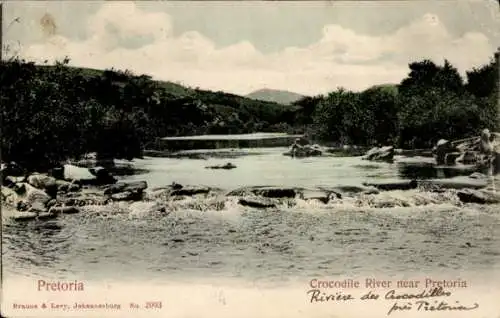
(2, 147), (500, 317)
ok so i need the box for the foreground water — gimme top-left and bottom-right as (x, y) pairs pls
(2, 147), (500, 317)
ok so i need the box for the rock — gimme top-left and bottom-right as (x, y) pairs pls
(444, 152), (461, 165)
(433, 139), (458, 165)
(252, 187), (297, 198)
(48, 206), (80, 214)
(421, 177), (488, 190)
(362, 180), (418, 191)
(46, 199), (57, 209)
(110, 191), (143, 201)
(27, 173), (57, 197)
(457, 189), (500, 204)
(469, 172), (488, 179)
(3, 176), (25, 187)
(1, 162), (24, 177)
(62, 164), (97, 184)
(37, 211), (59, 220)
(205, 162), (237, 170)
(238, 198), (276, 209)
(104, 181), (148, 195)
(171, 182), (183, 190)
(363, 146), (394, 162)
(171, 186), (211, 196)
(284, 144), (323, 158)
(89, 166), (117, 184)
(456, 151), (478, 165)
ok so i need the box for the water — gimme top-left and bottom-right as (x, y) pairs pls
(2, 147), (500, 317)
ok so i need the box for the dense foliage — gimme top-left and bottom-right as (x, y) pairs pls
(303, 57), (499, 148)
(1, 54), (498, 171)
(1, 58), (297, 170)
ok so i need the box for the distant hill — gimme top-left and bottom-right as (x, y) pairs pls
(246, 88), (305, 105)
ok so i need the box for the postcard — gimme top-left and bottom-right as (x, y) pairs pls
(1, 0), (499, 317)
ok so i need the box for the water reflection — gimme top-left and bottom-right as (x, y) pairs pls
(397, 163), (476, 180)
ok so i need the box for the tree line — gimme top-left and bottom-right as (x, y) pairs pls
(295, 56), (498, 149)
(1, 55), (498, 171)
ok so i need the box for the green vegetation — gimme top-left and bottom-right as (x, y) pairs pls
(1, 58), (297, 171)
(298, 56), (499, 148)
(1, 55), (498, 171)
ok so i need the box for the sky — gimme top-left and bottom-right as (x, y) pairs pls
(3, 0), (500, 96)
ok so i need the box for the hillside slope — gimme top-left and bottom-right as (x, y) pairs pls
(246, 88), (305, 105)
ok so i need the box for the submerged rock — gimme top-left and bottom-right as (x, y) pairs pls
(89, 166), (117, 184)
(433, 139), (458, 165)
(251, 187), (298, 198)
(171, 186), (211, 196)
(104, 181), (148, 195)
(363, 146), (394, 162)
(205, 162), (237, 170)
(283, 143), (322, 158)
(238, 197), (276, 209)
(363, 180), (418, 191)
(457, 189), (500, 204)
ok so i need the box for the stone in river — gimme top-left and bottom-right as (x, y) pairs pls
(457, 189), (500, 204)
(251, 187), (297, 198)
(104, 181), (148, 195)
(238, 197), (276, 209)
(362, 180), (418, 191)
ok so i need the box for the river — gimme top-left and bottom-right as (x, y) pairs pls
(2, 147), (500, 317)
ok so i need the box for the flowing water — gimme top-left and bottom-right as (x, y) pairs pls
(2, 147), (500, 317)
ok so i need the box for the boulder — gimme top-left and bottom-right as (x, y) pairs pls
(362, 180), (418, 191)
(3, 183), (51, 213)
(252, 187), (297, 198)
(62, 164), (97, 184)
(457, 189), (500, 204)
(205, 162), (237, 170)
(469, 172), (488, 179)
(37, 211), (60, 220)
(27, 173), (57, 197)
(420, 177), (488, 190)
(433, 139), (458, 165)
(24, 183), (51, 212)
(238, 197), (276, 209)
(444, 152), (461, 165)
(363, 146), (394, 162)
(104, 181), (148, 195)
(171, 186), (211, 196)
(11, 211), (38, 221)
(1, 162), (24, 177)
(89, 166), (117, 184)
(3, 176), (26, 188)
(56, 180), (81, 193)
(456, 151), (477, 165)
(284, 144), (323, 158)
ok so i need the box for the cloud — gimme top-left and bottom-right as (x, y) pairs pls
(19, 3), (495, 96)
